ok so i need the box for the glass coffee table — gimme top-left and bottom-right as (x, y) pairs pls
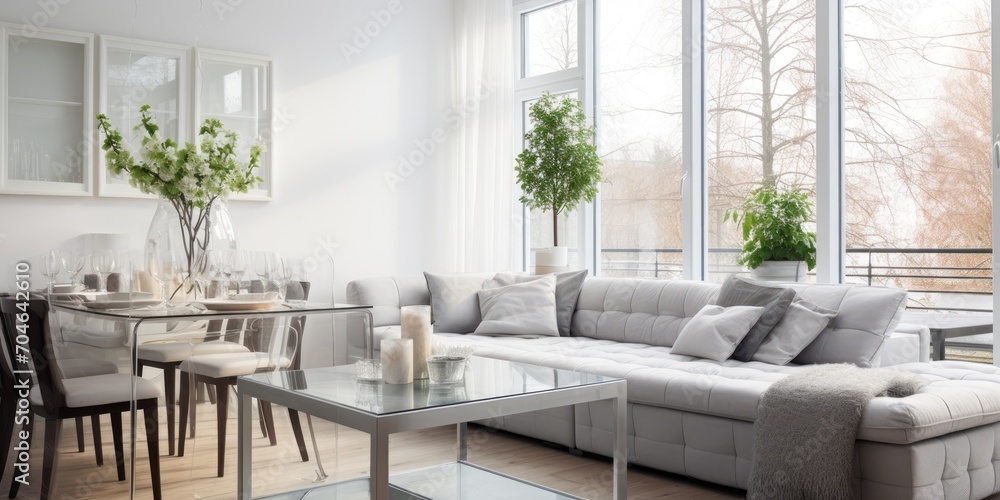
(237, 356), (627, 499)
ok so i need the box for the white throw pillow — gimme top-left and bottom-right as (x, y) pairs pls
(670, 305), (765, 361)
(485, 270), (587, 337)
(475, 274), (559, 337)
(424, 272), (492, 333)
(752, 300), (838, 365)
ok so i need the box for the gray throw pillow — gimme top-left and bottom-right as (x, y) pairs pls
(670, 305), (765, 361)
(715, 276), (796, 361)
(485, 270), (587, 336)
(475, 275), (559, 337)
(752, 300), (838, 365)
(424, 272), (492, 333)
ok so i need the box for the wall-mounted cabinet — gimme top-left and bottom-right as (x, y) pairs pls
(97, 36), (189, 198)
(195, 49), (273, 201)
(1, 25), (93, 196)
(0, 26), (273, 201)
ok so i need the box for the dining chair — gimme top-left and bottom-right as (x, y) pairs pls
(0, 294), (120, 493)
(0, 297), (163, 500)
(136, 320), (249, 456)
(176, 281), (311, 477)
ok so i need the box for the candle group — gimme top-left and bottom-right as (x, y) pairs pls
(401, 305), (433, 379)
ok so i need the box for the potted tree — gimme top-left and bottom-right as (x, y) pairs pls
(726, 185), (817, 282)
(515, 93), (602, 269)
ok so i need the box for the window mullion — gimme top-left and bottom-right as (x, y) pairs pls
(816, 0), (844, 284)
(682, 0), (706, 281)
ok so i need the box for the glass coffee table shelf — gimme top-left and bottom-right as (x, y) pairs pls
(257, 462), (583, 500)
(238, 356), (626, 499)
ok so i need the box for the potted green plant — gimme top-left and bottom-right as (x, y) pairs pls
(726, 185), (817, 282)
(515, 92), (602, 268)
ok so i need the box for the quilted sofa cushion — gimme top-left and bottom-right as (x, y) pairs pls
(570, 278), (720, 347)
(438, 335), (1000, 446)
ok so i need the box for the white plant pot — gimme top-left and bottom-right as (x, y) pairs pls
(535, 246), (569, 268)
(750, 261), (807, 282)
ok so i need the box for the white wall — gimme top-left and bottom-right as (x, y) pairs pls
(0, 0), (455, 365)
(0, 0), (454, 289)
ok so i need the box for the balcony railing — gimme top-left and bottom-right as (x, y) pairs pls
(600, 247), (993, 312)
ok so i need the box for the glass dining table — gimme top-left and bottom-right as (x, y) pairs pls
(48, 297), (375, 499)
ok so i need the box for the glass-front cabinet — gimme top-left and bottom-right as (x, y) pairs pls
(195, 48), (273, 200)
(0, 28), (274, 200)
(1, 25), (93, 196)
(97, 36), (189, 198)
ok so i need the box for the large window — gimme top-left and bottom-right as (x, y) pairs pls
(705, 0), (817, 282)
(843, 0), (992, 311)
(597, 0), (684, 279)
(515, 0), (591, 272)
(513, 0), (994, 308)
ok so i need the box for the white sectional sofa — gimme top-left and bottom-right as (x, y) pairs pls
(346, 274), (1000, 499)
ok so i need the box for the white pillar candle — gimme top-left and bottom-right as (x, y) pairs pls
(381, 338), (413, 384)
(401, 305), (433, 379)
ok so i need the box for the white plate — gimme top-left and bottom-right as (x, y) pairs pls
(84, 299), (162, 310)
(52, 283), (84, 294)
(199, 299), (282, 311)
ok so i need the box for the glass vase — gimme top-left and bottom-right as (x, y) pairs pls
(144, 197), (238, 302)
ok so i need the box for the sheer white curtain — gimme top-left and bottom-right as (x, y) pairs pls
(444, 0), (516, 273)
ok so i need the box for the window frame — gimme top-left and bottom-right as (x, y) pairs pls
(513, 0), (598, 274)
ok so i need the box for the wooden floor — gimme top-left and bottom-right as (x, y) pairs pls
(0, 394), (744, 499)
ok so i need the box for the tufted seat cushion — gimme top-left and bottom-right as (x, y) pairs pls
(32, 373), (161, 408)
(57, 357), (120, 378)
(138, 340), (251, 363)
(179, 353), (261, 378)
(438, 334), (1000, 445)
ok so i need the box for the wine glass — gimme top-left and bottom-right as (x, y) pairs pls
(194, 252), (222, 300)
(92, 250), (118, 293)
(146, 241), (180, 305)
(41, 250), (61, 295)
(214, 250), (235, 299)
(61, 253), (86, 287)
(281, 258), (306, 307)
(270, 254), (292, 301)
(252, 251), (275, 293)
(229, 250), (251, 294)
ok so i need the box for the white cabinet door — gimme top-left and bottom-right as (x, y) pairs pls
(1, 24), (93, 196)
(97, 35), (190, 198)
(195, 48), (273, 201)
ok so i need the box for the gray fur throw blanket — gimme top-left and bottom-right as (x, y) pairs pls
(746, 364), (928, 500)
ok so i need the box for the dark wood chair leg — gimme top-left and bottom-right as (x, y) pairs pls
(215, 380), (228, 477)
(260, 400), (277, 446)
(287, 409), (309, 461)
(10, 411), (33, 498)
(142, 403), (162, 500)
(178, 371), (190, 457)
(40, 418), (60, 500)
(163, 366), (176, 455)
(110, 412), (126, 481)
(190, 380), (198, 438)
(0, 395), (14, 481)
(206, 382), (217, 405)
(90, 415), (103, 465)
(257, 400), (268, 438)
(75, 416), (85, 452)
